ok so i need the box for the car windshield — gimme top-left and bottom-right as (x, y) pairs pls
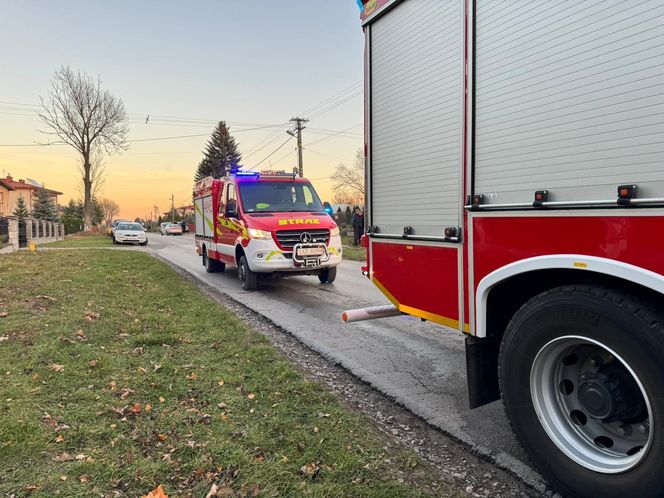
(117, 223), (143, 231)
(238, 181), (324, 213)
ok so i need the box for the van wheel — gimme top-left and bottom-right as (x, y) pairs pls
(499, 285), (664, 498)
(238, 256), (258, 291)
(318, 267), (337, 284)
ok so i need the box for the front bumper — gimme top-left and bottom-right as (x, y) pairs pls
(116, 235), (147, 244)
(245, 236), (342, 273)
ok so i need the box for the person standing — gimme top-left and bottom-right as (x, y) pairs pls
(352, 207), (364, 246)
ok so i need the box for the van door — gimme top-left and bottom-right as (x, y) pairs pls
(217, 182), (240, 262)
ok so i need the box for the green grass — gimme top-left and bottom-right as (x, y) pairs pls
(341, 236), (366, 262)
(42, 233), (113, 248)
(0, 250), (460, 497)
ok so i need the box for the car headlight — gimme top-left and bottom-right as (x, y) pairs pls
(330, 227), (340, 237)
(248, 228), (272, 240)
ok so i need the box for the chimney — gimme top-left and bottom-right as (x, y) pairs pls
(18, 179), (25, 183)
(5, 175), (11, 182)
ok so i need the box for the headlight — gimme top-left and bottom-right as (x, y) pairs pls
(330, 227), (340, 237)
(248, 228), (272, 240)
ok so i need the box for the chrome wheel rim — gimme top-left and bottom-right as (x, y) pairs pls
(530, 335), (652, 473)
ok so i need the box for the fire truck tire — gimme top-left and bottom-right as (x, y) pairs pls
(238, 256), (258, 291)
(318, 267), (337, 284)
(203, 249), (224, 273)
(499, 285), (664, 498)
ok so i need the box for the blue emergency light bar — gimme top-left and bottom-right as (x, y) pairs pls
(234, 171), (260, 177)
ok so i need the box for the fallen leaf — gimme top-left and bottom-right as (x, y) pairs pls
(54, 434), (65, 443)
(130, 403), (141, 414)
(159, 396), (165, 403)
(53, 452), (75, 462)
(153, 364), (162, 372)
(206, 484), (234, 498)
(24, 483), (42, 492)
(0, 312), (8, 318)
(247, 393), (255, 400)
(145, 404), (152, 413)
(36, 295), (57, 301)
(313, 427), (319, 433)
(217, 379), (224, 386)
(60, 475), (67, 481)
(142, 484), (169, 498)
(79, 474), (91, 483)
(75, 454), (89, 461)
(186, 372), (198, 380)
(50, 364), (65, 373)
(217, 402), (227, 409)
(88, 360), (98, 367)
(0, 336), (8, 342)
(137, 367), (147, 374)
(300, 462), (320, 478)
(158, 434), (168, 441)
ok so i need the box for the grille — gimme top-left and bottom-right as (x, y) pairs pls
(275, 229), (329, 250)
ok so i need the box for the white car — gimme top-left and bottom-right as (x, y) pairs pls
(113, 222), (148, 245)
(160, 223), (183, 236)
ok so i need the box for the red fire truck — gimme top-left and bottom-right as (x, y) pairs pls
(350, 1), (664, 496)
(193, 171), (342, 290)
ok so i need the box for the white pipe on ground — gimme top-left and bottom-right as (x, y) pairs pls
(342, 305), (401, 323)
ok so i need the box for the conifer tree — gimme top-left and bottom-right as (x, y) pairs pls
(31, 188), (58, 221)
(194, 121), (242, 180)
(61, 199), (83, 234)
(12, 195), (30, 219)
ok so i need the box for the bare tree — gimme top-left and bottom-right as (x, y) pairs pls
(100, 198), (120, 227)
(39, 67), (129, 231)
(330, 148), (365, 207)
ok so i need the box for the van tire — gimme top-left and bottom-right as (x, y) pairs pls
(204, 250), (224, 273)
(239, 256), (258, 291)
(318, 267), (337, 284)
(499, 285), (664, 498)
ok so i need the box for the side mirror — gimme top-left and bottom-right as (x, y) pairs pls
(323, 202), (333, 215)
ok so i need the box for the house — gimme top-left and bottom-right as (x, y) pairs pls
(1, 175), (62, 214)
(0, 179), (14, 217)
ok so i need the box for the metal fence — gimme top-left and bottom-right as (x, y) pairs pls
(0, 217), (8, 247)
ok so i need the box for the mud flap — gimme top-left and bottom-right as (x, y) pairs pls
(465, 336), (500, 408)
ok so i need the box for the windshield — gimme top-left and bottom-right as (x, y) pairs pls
(117, 223), (143, 231)
(238, 181), (324, 213)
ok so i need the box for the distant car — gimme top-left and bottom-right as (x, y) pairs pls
(160, 223), (183, 236)
(113, 222), (148, 245)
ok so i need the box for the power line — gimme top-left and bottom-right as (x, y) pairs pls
(298, 81), (362, 116)
(247, 137), (294, 171)
(306, 123), (363, 147)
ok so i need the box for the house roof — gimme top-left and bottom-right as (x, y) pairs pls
(0, 180), (15, 191)
(0, 176), (62, 195)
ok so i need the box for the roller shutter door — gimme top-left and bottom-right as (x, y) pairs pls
(370, 0), (464, 236)
(474, 1), (664, 205)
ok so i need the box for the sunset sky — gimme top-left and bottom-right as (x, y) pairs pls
(0, 0), (364, 219)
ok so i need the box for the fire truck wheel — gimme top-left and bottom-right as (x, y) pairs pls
(499, 285), (664, 498)
(203, 250), (224, 273)
(238, 256), (258, 291)
(318, 267), (337, 284)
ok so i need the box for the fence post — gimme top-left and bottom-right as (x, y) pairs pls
(25, 218), (33, 245)
(7, 216), (18, 251)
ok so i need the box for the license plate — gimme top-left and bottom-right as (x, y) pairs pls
(296, 247), (325, 257)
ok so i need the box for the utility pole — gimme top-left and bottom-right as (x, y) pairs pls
(153, 205), (159, 226)
(170, 195), (175, 223)
(288, 117), (308, 177)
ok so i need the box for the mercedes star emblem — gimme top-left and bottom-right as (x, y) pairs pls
(300, 232), (312, 243)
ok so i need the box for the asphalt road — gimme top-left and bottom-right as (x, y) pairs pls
(148, 233), (543, 489)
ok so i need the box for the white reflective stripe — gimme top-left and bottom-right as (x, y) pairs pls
(475, 255), (664, 338)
